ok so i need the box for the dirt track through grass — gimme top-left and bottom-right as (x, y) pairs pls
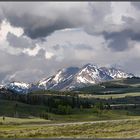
(0, 117), (140, 138)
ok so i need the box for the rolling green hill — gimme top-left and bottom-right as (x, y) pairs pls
(74, 77), (140, 94)
(0, 77), (140, 139)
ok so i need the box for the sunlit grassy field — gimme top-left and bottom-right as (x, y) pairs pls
(80, 92), (140, 99)
(0, 87), (140, 138)
(0, 117), (50, 125)
(0, 118), (140, 138)
(0, 105), (140, 138)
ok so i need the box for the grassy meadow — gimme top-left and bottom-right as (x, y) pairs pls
(0, 117), (140, 138)
(79, 92), (140, 99)
(0, 78), (140, 138)
(0, 96), (140, 138)
(0, 98), (140, 123)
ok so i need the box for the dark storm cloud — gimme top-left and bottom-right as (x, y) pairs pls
(4, 13), (70, 39)
(0, 3), (83, 39)
(7, 32), (35, 48)
(0, 1), (112, 83)
(0, 2), (112, 39)
(24, 20), (74, 39)
(103, 29), (140, 51)
(0, 2), (140, 82)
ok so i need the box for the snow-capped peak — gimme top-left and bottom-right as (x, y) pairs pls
(75, 63), (112, 85)
(0, 84), (4, 89)
(38, 67), (79, 90)
(99, 67), (134, 79)
(2, 63), (135, 93)
(82, 63), (98, 69)
(37, 63), (135, 91)
(53, 70), (63, 83)
(6, 81), (30, 94)
(10, 81), (29, 88)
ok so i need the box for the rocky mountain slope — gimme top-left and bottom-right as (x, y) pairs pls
(37, 63), (134, 91)
(2, 63), (134, 93)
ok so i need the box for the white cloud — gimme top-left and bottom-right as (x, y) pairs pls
(0, 2), (139, 83)
(45, 51), (54, 59)
(3, 69), (44, 83)
(111, 2), (133, 24)
(23, 44), (42, 56)
(0, 20), (23, 41)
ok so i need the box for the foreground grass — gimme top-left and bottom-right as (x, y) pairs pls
(0, 118), (140, 138)
(0, 98), (140, 138)
(0, 117), (50, 125)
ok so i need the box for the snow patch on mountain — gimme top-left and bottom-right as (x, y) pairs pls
(1, 63), (135, 93)
(36, 64), (135, 91)
(6, 81), (30, 94)
(75, 64), (113, 85)
(99, 67), (134, 79)
(38, 67), (79, 90)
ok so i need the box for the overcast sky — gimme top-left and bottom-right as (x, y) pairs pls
(0, 2), (140, 83)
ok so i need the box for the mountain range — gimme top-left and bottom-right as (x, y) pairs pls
(0, 63), (135, 94)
